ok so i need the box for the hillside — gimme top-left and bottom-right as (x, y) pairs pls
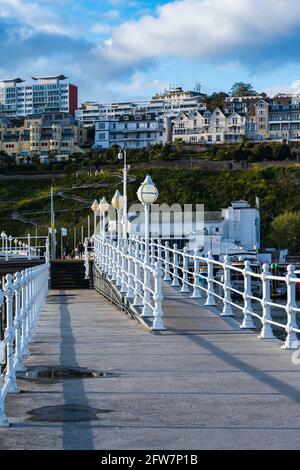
(0, 165), (300, 252)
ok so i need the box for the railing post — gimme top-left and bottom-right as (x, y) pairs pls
(133, 239), (143, 306)
(45, 238), (50, 263)
(21, 269), (29, 355)
(150, 238), (155, 266)
(99, 238), (103, 270)
(4, 274), (19, 394)
(157, 240), (162, 267)
(192, 248), (202, 298)
(283, 265), (299, 349)
(171, 243), (180, 287)
(120, 241), (128, 294)
(126, 241), (135, 299)
(221, 255), (233, 316)
(142, 266), (153, 318)
(5, 235), (8, 262)
(27, 234), (32, 260)
(163, 241), (171, 282)
(111, 241), (117, 282)
(14, 272), (26, 372)
(107, 240), (113, 278)
(152, 261), (166, 331)
(26, 268), (33, 343)
(241, 260), (255, 329)
(180, 247), (190, 293)
(0, 286), (9, 423)
(259, 263), (274, 339)
(84, 239), (89, 280)
(115, 240), (122, 288)
(205, 251), (217, 306)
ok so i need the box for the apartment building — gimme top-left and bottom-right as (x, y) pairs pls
(0, 75), (78, 118)
(172, 108), (246, 144)
(268, 94), (300, 141)
(94, 113), (170, 149)
(0, 112), (86, 163)
(77, 87), (207, 126)
(225, 94), (300, 142)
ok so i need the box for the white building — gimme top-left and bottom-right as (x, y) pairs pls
(76, 87), (207, 127)
(172, 107), (246, 144)
(127, 200), (260, 260)
(94, 113), (170, 149)
(0, 75), (78, 118)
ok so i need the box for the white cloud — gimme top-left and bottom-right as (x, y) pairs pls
(104, 0), (300, 64)
(91, 23), (111, 35)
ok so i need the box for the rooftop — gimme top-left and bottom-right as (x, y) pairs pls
(31, 75), (67, 81)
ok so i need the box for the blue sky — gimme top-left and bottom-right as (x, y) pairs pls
(1, 0), (300, 103)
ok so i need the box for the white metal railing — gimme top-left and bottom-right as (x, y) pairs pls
(85, 235), (165, 331)
(0, 234), (50, 262)
(0, 262), (50, 427)
(86, 236), (300, 350)
(143, 238), (299, 350)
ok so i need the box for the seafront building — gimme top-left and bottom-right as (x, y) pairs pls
(93, 91), (300, 149)
(172, 108), (246, 144)
(76, 87), (207, 126)
(0, 75), (78, 118)
(94, 113), (172, 149)
(0, 112), (86, 163)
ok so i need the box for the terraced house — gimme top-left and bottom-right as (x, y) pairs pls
(172, 107), (246, 144)
(0, 112), (86, 164)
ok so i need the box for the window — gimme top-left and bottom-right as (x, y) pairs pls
(98, 123), (106, 130)
(98, 133), (106, 140)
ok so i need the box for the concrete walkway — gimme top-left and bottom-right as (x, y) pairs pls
(1, 286), (300, 449)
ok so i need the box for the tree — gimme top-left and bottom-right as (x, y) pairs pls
(273, 143), (291, 161)
(174, 138), (185, 152)
(269, 211), (300, 253)
(230, 82), (258, 97)
(207, 92), (229, 110)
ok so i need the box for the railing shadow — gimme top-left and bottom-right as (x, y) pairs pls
(59, 290), (94, 450)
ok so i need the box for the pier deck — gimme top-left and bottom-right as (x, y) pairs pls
(1, 286), (300, 450)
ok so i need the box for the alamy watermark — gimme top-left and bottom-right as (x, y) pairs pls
(100, 203), (205, 251)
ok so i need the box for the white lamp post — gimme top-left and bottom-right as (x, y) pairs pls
(111, 190), (124, 241)
(118, 149), (128, 239)
(99, 197), (110, 239)
(91, 199), (98, 235)
(137, 175), (159, 263)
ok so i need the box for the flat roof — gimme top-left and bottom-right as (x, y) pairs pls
(31, 75), (67, 81)
(0, 78), (24, 84)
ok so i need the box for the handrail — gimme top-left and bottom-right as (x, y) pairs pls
(0, 262), (49, 427)
(0, 234), (50, 262)
(145, 238), (300, 350)
(86, 236), (300, 351)
(85, 235), (165, 331)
